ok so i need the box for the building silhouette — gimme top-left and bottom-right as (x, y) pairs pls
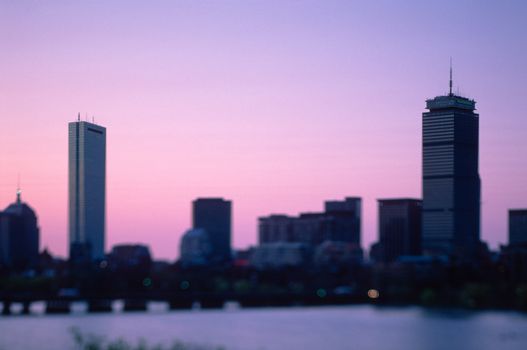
(68, 116), (106, 261)
(192, 198), (232, 263)
(377, 198), (422, 263)
(0, 189), (39, 271)
(509, 209), (527, 246)
(258, 215), (295, 243)
(422, 69), (481, 258)
(259, 197), (361, 247)
(108, 244), (152, 272)
(313, 240), (363, 268)
(324, 197), (361, 245)
(250, 242), (310, 270)
(180, 228), (212, 266)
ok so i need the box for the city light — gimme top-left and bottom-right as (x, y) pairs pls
(367, 289), (380, 299)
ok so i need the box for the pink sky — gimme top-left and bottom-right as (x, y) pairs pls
(1, 1), (526, 259)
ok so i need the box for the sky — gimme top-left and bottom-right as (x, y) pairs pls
(1, 0), (526, 260)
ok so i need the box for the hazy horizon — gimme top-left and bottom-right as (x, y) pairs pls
(1, 0), (526, 259)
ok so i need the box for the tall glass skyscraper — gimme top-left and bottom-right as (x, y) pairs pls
(68, 117), (106, 261)
(422, 75), (480, 258)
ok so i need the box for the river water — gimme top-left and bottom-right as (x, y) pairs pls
(0, 303), (526, 350)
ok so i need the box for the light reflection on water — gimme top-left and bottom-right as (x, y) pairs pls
(0, 305), (526, 350)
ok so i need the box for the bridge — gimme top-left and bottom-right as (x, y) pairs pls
(0, 291), (366, 315)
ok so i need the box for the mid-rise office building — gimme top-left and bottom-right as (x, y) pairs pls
(259, 215), (295, 243)
(68, 117), (106, 261)
(258, 197), (362, 247)
(192, 198), (232, 263)
(422, 71), (480, 258)
(509, 209), (527, 246)
(378, 198), (422, 263)
(0, 190), (39, 270)
(324, 197), (361, 245)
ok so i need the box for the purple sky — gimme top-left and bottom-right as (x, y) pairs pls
(1, 1), (526, 260)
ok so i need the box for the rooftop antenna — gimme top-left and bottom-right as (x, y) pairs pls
(449, 57), (453, 96)
(77, 112), (80, 122)
(16, 173), (21, 204)
(92, 116), (95, 123)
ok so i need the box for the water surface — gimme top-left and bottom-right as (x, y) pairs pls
(0, 305), (526, 350)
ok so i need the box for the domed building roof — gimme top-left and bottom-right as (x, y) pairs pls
(3, 189), (37, 220)
(182, 228), (208, 239)
(1, 188), (40, 271)
(180, 228), (212, 266)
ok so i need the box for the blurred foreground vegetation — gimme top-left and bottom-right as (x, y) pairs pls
(71, 327), (225, 350)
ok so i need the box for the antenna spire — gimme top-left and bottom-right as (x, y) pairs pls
(77, 112), (80, 122)
(449, 57), (453, 96)
(16, 174), (21, 204)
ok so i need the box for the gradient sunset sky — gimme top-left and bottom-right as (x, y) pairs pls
(1, 0), (526, 259)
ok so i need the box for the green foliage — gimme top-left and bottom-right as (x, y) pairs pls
(70, 327), (226, 350)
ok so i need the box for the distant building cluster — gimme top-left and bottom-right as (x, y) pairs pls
(259, 197), (361, 246)
(252, 197), (362, 269)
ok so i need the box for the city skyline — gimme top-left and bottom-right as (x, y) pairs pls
(1, 1), (527, 259)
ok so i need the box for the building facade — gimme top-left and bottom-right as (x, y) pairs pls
(68, 118), (106, 261)
(259, 215), (295, 243)
(509, 209), (527, 246)
(250, 242), (310, 270)
(422, 87), (480, 258)
(192, 198), (232, 263)
(324, 197), (361, 245)
(378, 198), (422, 263)
(258, 197), (362, 247)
